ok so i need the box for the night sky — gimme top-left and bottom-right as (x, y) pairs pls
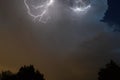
(0, 0), (120, 80)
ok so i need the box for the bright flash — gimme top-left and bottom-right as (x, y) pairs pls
(71, 5), (91, 12)
(70, 0), (91, 13)
(24, 0), (91, 23)
(24, 0), (55, 23)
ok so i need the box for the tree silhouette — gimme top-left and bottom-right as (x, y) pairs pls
(98, 60), (120, 80)
(0, 65), (45, 80)
(17, 65), (45, 80)
(0, 71), (15, 80)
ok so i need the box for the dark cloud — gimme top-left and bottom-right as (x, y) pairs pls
(102, 0), (120, 31)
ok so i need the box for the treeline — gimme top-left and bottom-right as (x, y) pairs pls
(98, 60), (120, 80)
(0, 65), (45, 80)
(0, 60), (120, 80)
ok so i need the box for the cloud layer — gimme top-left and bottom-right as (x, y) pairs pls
(1, 0), (120, 80)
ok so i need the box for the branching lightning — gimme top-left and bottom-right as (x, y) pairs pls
(24, 0), (91, 23)
(24, 0), (54, 23)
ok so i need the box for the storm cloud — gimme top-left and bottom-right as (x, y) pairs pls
(0, 0), (120, 80)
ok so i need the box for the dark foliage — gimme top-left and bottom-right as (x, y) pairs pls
(0, 65), (45, 80)
(98, 60), (120, 80)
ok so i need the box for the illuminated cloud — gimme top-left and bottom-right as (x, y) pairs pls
(70, 4), (91, 13)
(69, 0), (91, 14)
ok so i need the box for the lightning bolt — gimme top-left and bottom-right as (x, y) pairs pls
(24, 0), (54, 23)
(24, 0), (91, 23)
